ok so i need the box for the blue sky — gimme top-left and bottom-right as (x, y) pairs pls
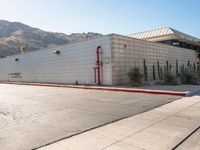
(0, 0), (200, 37)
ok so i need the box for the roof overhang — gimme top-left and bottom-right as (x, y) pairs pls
(129, 27), (200, 47)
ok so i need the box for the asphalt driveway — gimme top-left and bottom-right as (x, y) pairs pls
(0, 84), (180, 150)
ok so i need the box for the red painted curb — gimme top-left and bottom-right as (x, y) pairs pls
(0, 82), (187, 97)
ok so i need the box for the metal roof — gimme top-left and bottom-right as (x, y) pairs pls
(129, 27), (200, 45)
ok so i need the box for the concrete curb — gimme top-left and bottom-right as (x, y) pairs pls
(186, 88), (200, 96)
(0, 82), (188, 97)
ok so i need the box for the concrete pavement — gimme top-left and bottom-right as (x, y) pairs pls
(176, 128), (200, 150)
(0, 84), (180, 150)
(38, 95), (200, 150)
(176, 90), (200, 149)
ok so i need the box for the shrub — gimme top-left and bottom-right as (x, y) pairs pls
(128, 67), (143, 86)
(180, 67), (199, 85)
(75, 81), (79, 85)
(164, 72), (179, 85)
(197, 65), (200, 79)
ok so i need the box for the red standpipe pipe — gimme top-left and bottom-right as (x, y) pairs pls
(96, 46), (101, 85)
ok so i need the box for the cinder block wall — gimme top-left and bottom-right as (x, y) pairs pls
(0, 34), (197, 86)
(0, 35), (113, 85)
(111, 34), (197, 85)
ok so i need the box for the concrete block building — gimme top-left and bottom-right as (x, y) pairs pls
(0, 28), (199, 85)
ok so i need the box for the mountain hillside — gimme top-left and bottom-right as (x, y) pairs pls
(0, 20), (102, 57)
(0, 20), (30, 38)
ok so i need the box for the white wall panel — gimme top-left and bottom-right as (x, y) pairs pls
(0, 36), (112, 85)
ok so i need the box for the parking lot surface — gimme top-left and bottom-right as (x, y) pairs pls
(0, 84), (180, 150)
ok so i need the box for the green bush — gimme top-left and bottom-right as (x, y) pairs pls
(128, 68), (143, 86)
(164, 72), (179, 85)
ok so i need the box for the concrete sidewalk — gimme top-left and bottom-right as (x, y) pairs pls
(176, 128), (200, 150)
(38, 96), (200, 150)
